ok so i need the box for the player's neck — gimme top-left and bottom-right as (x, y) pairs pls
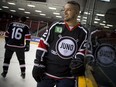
(66, 20), (78, 27)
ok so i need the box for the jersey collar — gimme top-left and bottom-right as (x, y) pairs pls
(64, 21), (80, 31)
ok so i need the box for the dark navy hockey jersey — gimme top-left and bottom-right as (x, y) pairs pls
(36, 21), (92, 79)
(5, 22), (31, 48)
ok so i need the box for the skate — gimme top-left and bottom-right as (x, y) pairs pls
(1, 72), (7, 78)
(21, 72), (25, 79)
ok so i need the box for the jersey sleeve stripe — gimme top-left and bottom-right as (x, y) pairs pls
(37, 48), (47, 52)
(38, 40), (48, 51)
(25, 34), (31, 40)
(40, 37), (49, 46)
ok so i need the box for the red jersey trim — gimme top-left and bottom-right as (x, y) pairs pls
(38, 40), (48, 50)
(64, 21), (80, 31)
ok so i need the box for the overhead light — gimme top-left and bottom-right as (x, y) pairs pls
(96, 13), (105, 17)
(103, 21), (106, 23)
(48, 7), (56, 10)
(27, 4), (35, 7)
(40, 13), (46, 16)
(83, 17), (87, 19)
(35, 10), (42, 13)
(56, 16), (62, 18)
(78, 16), (81, 18)
(100, 23), (105, 26)
(104, 26), (109, 28)
(53, 12), (60, 15)
(8, 2), (16, 5)
(18, 8), (25, 10)
(94, 21), (98, 24)
(95, 18), (100, 21)
(101, 0), (110, 2)
(24, 11), (30, 14)
(10, 10), (16, 12)
(2, 6), (9, 8)
(84, 12), (90, 15)
(107, 24), (113, 27)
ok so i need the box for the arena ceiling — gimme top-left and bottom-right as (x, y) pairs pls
(0, 0), (116, 29)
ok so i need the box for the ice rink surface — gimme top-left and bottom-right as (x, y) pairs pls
(0, 37), (38, 87)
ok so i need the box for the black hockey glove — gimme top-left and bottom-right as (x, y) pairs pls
(25, 44), (30, 52)
(25, 40), (30, 52)
(70, 57), (85, 77)
(32, 59), (46, 82)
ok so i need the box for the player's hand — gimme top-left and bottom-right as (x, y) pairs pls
(32, 59), (45, 82)
(70, 57), (85, 76)
(25, 45), (30, 52)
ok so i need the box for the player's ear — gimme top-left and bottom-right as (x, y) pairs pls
(76, 11), (79, 15)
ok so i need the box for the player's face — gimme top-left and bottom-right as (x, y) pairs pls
(64, 4), (79, 22)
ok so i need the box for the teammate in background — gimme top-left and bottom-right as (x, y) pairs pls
(32, 1), (93, 87)
(1, 17), (31, 79)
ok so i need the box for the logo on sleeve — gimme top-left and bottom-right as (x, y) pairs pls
(56, 36), (77, 59)
(55, 26), (62, 33)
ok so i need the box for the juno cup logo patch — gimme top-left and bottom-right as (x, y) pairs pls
(56, 36), (77, 59)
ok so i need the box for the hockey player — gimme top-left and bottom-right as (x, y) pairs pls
(32, 1), (93, 87)
(1, 17), (31, 79)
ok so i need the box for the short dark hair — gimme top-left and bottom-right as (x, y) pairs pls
(67, 1), (80, 10)
(20, 16), (27, 22)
